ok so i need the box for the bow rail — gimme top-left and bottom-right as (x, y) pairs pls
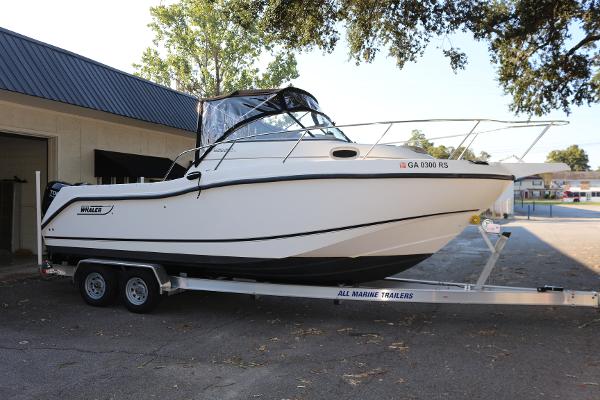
(163, 118), (568, 181)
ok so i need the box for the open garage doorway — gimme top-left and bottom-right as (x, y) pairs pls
(0, 133), (48, 263)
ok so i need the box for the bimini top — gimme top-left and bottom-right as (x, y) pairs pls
(199, 87), (322, 146)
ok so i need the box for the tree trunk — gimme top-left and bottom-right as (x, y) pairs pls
(214, 50), (221, 96)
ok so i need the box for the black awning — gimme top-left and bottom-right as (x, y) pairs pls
(94, 149), (187, 180)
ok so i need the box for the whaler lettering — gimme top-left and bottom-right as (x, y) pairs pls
(81, 206), (102, 213)
(77, 205), (113, 215)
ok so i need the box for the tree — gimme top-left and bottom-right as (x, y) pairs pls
(429, 144), (452, 160)
(240, 0), (600, 115)
(134, 0), (299, 98)
(546, 145), (590, 171)
(406, 130), (489, 160)
(406, 130), (435, 152)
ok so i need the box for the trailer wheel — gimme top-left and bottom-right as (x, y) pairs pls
(120, 269), (161, 313)
(78, 266), (118, 307)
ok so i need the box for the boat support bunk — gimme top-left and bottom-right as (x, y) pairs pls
(40, 223), (599, 313)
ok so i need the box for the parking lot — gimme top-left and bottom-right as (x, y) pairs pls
(1, 205), (599, 400)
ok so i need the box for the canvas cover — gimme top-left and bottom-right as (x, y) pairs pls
(199, 88), (321, 146)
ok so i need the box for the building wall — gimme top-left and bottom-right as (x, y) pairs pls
(0, 97), (196, 183)
(0, 95), (196, 254)
(492, 182), (514, 217)
(514, 178), (544, 191)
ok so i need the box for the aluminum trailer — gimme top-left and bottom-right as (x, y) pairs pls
(40, 226), (599, 313)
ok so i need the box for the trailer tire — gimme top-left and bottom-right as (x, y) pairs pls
(120, 269), (161, 313)
(78, 265), (118, 307)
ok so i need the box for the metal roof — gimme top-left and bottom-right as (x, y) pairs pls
(552, 171), (600, 180)
(0, 27), (198, 133)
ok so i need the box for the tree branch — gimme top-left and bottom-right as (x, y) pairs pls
(565, 34), (600, 57)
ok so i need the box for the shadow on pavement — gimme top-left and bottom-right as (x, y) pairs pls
(399, 225), (600, 291)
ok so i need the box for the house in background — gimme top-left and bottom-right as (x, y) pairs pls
(0, 27), (198, 257)
(513, 175), (547, 199)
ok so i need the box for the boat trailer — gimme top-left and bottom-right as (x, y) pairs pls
(40, 223), (599, 313)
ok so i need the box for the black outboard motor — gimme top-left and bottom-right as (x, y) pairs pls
(42, 181), (72, 216)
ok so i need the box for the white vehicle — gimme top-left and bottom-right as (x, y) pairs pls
(41, 88), (567, 290)
(562, 188), (600, 202)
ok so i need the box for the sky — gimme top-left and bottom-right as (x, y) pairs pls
(0, 0), (598, 167)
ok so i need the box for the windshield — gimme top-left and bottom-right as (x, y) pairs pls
(228, 111), (350, 142)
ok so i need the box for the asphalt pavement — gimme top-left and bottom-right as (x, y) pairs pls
(1, 206), (599, 400)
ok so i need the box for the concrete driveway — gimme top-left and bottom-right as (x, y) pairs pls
(1, 208), (599, 400)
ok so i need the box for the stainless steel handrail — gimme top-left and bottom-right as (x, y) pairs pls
(457, 121), (482, 160)
(520, 122), (553, 160)
(450, 121), (480, 159)
(361, 123), (393, 160)
(214, 139), (237, 171)
(380, 123), (565, 145)
(162, 118), (569, 181)
(282, 130), (308, 164)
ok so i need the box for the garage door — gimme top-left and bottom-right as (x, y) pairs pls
(0, 133), (47, 254)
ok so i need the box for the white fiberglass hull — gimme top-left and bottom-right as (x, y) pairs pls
(42, 153), (514, 282)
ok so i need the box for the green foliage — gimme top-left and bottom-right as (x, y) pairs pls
(134, 0), (299, 97)
(546, 145), (591, 171)
(473, 1), (600, 115)
(427, 145), (452, 159)
(406, 130), (490, 161)
(406, 130), (435, 152)
(243, 0), (600, 115)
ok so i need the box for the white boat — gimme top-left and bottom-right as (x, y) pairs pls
(41, 88), (567, 283)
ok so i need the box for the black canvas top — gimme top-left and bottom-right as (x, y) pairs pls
(201, 87), (318, 102)
(198, 87), (321, 146)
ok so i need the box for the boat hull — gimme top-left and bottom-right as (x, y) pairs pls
(43, 169), (511, 282)
(46, 245), (432, 283)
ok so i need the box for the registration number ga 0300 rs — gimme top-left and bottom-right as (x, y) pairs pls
(400, 161), (448, 169)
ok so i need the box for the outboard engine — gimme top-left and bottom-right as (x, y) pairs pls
(42, 181), (72, 216)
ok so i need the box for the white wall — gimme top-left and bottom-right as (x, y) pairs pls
(492, 182), (514, 217)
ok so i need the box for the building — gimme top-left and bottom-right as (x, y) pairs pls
(513, 175), (547, 199)
(514, 171), (600, 202)
(0, 27), (198, 256)
(551, 171), (600, 202)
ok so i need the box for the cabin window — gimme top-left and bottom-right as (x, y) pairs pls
(228, 111), (349, 143)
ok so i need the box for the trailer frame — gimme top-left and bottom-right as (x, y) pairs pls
(40, 226), (599, 312)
